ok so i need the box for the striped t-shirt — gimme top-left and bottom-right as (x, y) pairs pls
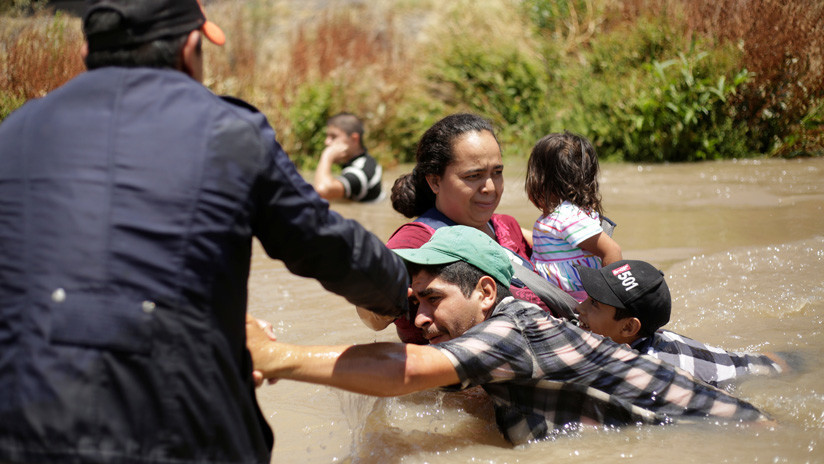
(531, 201), (603, 296)
(338, 150), (383, 202)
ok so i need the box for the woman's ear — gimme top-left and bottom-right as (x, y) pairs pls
(476, 276), (498, 317)
(425, 174), (440, 195)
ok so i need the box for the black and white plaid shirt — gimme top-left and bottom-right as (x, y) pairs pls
(434, 298), (768, 444)
(631, 330), (782, 387)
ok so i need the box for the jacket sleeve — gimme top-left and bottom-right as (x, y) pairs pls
(249, 120), (409, 318)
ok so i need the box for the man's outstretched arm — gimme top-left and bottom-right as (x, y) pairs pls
(247, 317), (459, 396)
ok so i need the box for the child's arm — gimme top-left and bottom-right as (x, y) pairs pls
(520, 227), (534, 248)
(578, 232), (622, 266)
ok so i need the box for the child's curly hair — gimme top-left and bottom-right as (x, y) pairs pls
(525, 131), (602, 217)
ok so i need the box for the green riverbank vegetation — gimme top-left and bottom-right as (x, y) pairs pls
(2, 0), (822, 168)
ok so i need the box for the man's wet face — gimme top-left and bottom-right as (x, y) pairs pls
(409, 269), (485, 344)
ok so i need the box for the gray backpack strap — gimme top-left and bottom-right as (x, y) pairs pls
(601, 216), (616, 237)
(511, 264), (579, 322)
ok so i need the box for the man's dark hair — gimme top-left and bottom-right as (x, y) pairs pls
(407, 260), (511, 306)
(84, 10), (193, 70)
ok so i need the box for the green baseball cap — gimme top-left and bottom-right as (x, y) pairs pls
(392, 225), (513, 287)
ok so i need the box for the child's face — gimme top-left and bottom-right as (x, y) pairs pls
(324, 125), (360, 157)
(576, 297), (631, 344)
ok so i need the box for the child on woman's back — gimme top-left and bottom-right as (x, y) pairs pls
(525, 131), (622, 302)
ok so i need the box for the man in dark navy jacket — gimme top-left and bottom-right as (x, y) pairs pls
(0, 1), (408, 463)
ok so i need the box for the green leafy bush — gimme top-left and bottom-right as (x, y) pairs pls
(772, 101), (824, 158)
(523, 0), (590, 35)
(587, 19), (678, 77)
(282, 81), (336, 171)
(599, 52), (752, 162)
(429, 41), (549, 156)
(370, 95), (446, 165)
(0, 91), (26, 119)
(2, 0), (821, 162)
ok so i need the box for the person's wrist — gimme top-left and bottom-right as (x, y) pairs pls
(259, 342), (283, 377)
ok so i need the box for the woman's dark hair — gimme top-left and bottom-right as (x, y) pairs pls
(406, 260), (511, 306)
(391, 113), (499, 218)
(525, 131), (602, 216)
(84, 10), (192, 71)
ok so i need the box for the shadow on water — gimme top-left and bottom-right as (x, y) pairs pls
(250, 157), (824, 463)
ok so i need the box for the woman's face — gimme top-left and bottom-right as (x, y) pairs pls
(427, 130), (503, 230)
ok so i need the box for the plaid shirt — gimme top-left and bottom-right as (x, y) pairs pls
(631, 330), (783, 387)
(434, 298), (767, 444)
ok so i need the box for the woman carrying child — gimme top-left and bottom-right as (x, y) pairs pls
(358, 114), (579, 343)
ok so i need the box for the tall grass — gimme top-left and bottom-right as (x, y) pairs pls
(1, 0), (822, 163)
(0, 11), (83, 118)
(615, 0), (824, 157)
(205, 1), (422, 168)
(685, 0), (824, 157)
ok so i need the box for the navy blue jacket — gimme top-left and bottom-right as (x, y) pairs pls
(0, 68), (408, 464)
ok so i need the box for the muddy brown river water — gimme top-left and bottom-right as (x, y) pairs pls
(248, 156), (824, 463)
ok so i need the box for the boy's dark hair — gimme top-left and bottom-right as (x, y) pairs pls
(525, 131), (602, 216)
(407, 260), (511, 306)
(84, 10), (192, 70)
(612, 306), (657, 338)
(327, 113), (365, 145)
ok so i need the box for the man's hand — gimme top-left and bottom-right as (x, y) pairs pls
(763, 351), (793, 374)
(246, 314), (278, 387)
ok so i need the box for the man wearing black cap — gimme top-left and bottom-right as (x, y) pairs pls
(0, 1), (408, 463)
(576, 260), (790, 386)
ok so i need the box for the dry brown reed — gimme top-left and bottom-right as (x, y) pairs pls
(685, 0), (824, 154)
(1, 13), (84, 100)
(2, 0), (821, 157)
(616, 0), (824, 155)
(206, 2), (420, 165)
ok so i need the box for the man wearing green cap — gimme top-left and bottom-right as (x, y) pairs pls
(248, 225), (770, 445)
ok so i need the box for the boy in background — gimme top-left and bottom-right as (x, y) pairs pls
(313, 112), (384, 202)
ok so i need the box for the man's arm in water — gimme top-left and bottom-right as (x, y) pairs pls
(246, 316), (458, 395)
